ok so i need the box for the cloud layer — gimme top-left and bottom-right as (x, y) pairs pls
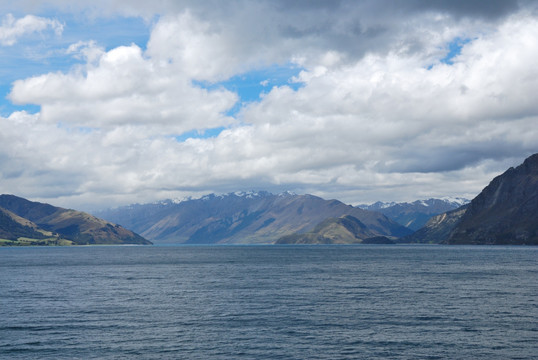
(1, 1), (537, 209)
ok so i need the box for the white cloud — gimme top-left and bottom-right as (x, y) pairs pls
(0, 13), (63, 46)
(66, 40), (105, 63)
(236, 13), (538, 176)
(1, 3), (538, 210)
(146, 11), (237, 82)
(9, 41), (238, 134)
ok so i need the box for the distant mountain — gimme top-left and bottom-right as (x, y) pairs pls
(403, 153), (538, 245)
(357, 198), (469, 230)
(0, 195), (151, 245)
(95, 191), (412, 244)
(401, 206), (468, 244)
(275, 215), (395, 244)
(276, 215), (375, 244)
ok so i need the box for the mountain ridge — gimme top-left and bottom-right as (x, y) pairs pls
(275, 215), (388, 244)
(95, 192), (412, 244)
(357, 198), (469, 230)
(0, 194), (151, 245)
(400, 205), (469, 244)
(0, 207), (51, 241)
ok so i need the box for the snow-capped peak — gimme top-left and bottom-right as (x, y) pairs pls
(233, 191), (266, 198)
(278, 191), (297, 197)
(440, 197), (470, 206)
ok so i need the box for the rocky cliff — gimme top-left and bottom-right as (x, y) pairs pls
(447, 154), (538, 245)
(402, 153), (538, 245)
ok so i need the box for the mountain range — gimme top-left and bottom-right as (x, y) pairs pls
(3, 153), (536, 246)
(96, 152), (537, 245)
(95, 192), (412, 244)
(274, 197), (470, 244)
(0, 195), (151, 246)
(357, 198), (469, 230)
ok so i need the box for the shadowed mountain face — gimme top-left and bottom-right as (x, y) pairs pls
(0, 195), (151, 245)
(447, 154), (538, 245)
(402, 153), (538, 245)
(96, 192), (412, 244)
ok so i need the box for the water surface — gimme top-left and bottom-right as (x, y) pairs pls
(1, 245), (536, 359)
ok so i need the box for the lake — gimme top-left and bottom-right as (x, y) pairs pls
(1, 245), (537, 359)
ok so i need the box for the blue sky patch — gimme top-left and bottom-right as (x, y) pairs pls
(64, 15), (153, 52)
(174, 127), (227, 142)
(426, 37), (471, 70)
(193, 63), (304, 116)
(441, 37), (471, 65)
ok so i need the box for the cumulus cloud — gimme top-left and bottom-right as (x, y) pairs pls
(177, 9), (536, 191)
(0, 13), (63, 46)
(1, 1), (538, 209)
(9, 41), (238, 134)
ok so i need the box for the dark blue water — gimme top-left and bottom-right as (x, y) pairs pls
(1, 245), (536, 359)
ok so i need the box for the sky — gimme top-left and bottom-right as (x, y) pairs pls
(0, 0), (537, 211)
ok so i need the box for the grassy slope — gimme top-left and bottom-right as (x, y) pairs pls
(0, 237), (74, 246)
(0, 195), (151, 245)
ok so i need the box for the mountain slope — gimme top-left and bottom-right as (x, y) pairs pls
(0, 207), (49, 241)
(276, 215), (378, 244)
(447, 154), (538, 245)
(400, 206), (468, 244)
(358, 198), (468, 230)
(96, 192), (412, 244)
(0, 195), (151, 245)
